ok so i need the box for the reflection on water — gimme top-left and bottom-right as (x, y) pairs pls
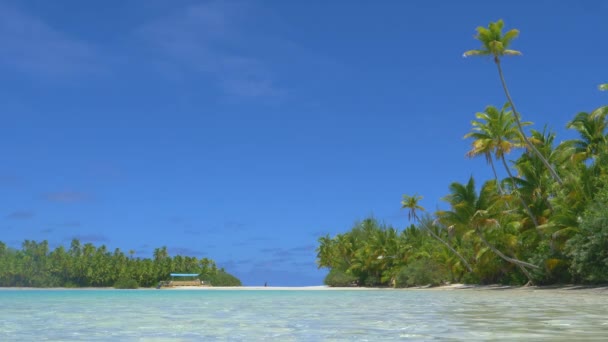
(0, 288), (607, 340)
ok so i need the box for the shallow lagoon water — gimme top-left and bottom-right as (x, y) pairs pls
(1, 288), (607, 341)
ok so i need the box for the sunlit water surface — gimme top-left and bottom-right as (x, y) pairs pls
(1, 288), (607, 340)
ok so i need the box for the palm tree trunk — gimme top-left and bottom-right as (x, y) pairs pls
(488, 155), (505, 195)
(495, 59), (563, 185)
(476, 228), (540, 270)
(422, 222), (473, 273)
(517, 264), (534, 286)
(499, 155), (540, 229)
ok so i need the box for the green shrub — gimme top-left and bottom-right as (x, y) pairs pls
(113, 277), (139, 289)
(324, 269), (358, 287)
(203, 271), (242, 286)
(566, 187), (608, 284)
(363, 275), (380, 287)
(395, 258), (449, 287)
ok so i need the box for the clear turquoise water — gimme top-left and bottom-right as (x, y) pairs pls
(1, 288), (607, 341)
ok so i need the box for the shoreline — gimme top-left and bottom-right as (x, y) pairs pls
(168, 283), (608, 292)
(2, 284), (608, 292)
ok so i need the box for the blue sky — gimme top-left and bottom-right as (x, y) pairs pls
(1, 0), (606, 286)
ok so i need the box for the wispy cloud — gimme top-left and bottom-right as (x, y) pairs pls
(66, 234), (110, 243)
(86, 162), (124, 180)
(169, 246), (206, 257)
(137, 1), (283, 99)
(219, 258), (254, 271)
(44, 191), (91, 203)
(183, 229), (201, 236)
(259, 245), (316, 260)
(58, 221), (82, 228)
(224, 220), (246, 231)
(6, 210), (34, 220)
(0, 2), (102, 77)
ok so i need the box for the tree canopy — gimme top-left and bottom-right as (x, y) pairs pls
(317, 20), (608, 287)
(0, 239), (241, 288)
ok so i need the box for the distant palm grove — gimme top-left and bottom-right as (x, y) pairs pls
(317, 20), (608, 287)
(0, 239), (241, 287)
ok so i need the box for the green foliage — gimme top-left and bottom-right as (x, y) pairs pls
(114, 277), (139, 289)
(203, 270), (242, 286)
(363, 275), (380, 287)
(313, 20), (608, 288)
(566, 187), (608, 283)
(324, 269), (358, 287)
(395, 259), (449, 287)
(526, 242), (571, 285)
(463, 19), (522, 59)
(0, 239), (239, 288)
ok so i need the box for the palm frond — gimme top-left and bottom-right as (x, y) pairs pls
(501, 29), (520, 47)
(475, 26), (493, 42)
(463, 49), (490, 57)
(503, 49), (522, 56)
(466, 20), (522, 59)
(488, 20), (503, 39)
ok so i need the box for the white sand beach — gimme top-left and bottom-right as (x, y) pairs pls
(166, 283), (608, 293)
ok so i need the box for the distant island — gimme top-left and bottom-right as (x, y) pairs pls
(316, 20), (608, 288)
(0, 239), (241, 288)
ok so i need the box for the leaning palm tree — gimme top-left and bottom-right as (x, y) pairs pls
(437, 177), (539, 284)
(464, 19), (563, 185)
(401, 194), (473, 272)
(464, 104), (539, 229)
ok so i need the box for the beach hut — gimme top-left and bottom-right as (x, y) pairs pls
(157, 273), (209, 288)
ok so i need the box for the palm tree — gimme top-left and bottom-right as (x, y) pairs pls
(546, 107), (608, 252)
(401, 194), (473, 272)
(464, 108), (505, 194)
(464, 104), (539, 229)
(464, 19), (563, 185)
(316, 235), (336, 269)
(563, 106), (608, 163)
(438, 177), (539, 284)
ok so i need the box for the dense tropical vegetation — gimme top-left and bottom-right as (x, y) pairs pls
(0, 239), (241, 288)
(317, 20), (608, 287)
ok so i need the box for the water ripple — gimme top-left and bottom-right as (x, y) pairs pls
(0, 289), (607, 340)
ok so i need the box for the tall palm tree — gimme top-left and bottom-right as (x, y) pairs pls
(401, 194), (473, 272)
(463, 19), (563, 185)
(464, 104), (539, 229)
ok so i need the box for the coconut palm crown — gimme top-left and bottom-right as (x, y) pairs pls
(463, 19), (522, 62)
(401, 194), (425, 223)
